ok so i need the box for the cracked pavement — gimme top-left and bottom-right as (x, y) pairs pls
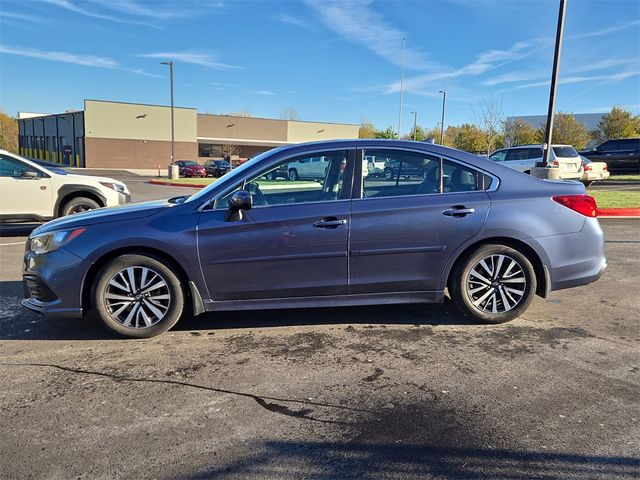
(1, 177), (638, 479)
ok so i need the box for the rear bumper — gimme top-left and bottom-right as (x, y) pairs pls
(534, 218), (606, 293)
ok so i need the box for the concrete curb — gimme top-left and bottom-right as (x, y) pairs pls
(147, 180), (640, 217)
(599, 208), (640, 217)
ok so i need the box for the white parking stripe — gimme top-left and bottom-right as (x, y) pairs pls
(0, 242), (25, 246)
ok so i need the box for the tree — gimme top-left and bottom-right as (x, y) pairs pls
(0, 111), (18, 153)
(280, 106), (299, 120)
(358, 121), (377, 139)
(226, 109), (252, 117)
(535, 112), (590, 149)
(374, 126), (398, 139)
(448, 123), (485, 152)
(592, 107), (640, 142)
(474, 95), (504, 156)
(503, 119), (538, 147)
(423, 126), (443, 144)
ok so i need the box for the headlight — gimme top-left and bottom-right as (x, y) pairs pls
(100, 182), (126, 193)
(30, 228), (86, 255)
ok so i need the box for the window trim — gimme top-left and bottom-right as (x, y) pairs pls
(198, 147), (356, 212)
(354, 146), (499, 201)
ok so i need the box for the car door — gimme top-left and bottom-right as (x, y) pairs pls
(197, 149), (354, 300)
(0, 154), (52, 219)
(614, 139), (640, 171)
(349, 148), (491, 294)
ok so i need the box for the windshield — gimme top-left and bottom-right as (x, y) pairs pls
(186, 147), (286, 203)
(552, 146), (579, 158)
(182, 161), (201, 166)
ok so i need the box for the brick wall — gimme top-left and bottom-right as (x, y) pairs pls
(85, 137), (198, 168)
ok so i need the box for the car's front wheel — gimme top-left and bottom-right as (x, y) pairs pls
(384, 168), (394, 180)
(288, 169), (299, 181)
(93, 254), (184, 338)
(62, 197), (100, 216)
(450, 244), (536, 324)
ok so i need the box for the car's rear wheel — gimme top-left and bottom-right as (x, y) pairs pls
(93, 254), (184, 338)
(384, 168), (394, 180)
(288, 169), (299, 181)
(62, 197), (100, 216)
(450, 244), (536, 324)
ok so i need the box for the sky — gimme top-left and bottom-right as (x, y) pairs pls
(0, 0), (639, 135)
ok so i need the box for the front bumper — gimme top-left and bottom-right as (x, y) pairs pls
(22, 246), (87, 318)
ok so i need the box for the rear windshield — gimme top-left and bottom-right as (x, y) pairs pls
(552, 146), (579, 158)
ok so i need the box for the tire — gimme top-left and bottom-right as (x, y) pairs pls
(61, 197), (100, 216)
(288, 169), (299, 181)
(450, 244), (536, 324)
(92, 254), (185, 338)
(384, 168), (394, 180)
(266, 172), (276, 181)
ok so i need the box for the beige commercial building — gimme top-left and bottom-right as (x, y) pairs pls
(18, 99), (359, 169)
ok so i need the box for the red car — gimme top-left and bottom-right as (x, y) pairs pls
(174, 160), (206, 178)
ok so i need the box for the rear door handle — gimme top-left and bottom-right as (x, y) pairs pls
(313, 218), (347, 228)
(442, 207), (475, 217)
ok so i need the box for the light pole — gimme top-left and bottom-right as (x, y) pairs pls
(438, 89), (446, 145)
(411, 111), (418, 141)
(397, 37), (406, 139)
(160, 61), (175, 164)
(542, 0), (567, 164)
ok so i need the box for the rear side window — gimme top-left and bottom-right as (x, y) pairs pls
(618, 139), (640, 151)
(598, 141), (619, 152)
(361, 149), (491, 198)
(552, 146), (579, 158)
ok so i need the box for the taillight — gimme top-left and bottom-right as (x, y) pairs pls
(584, 164), (592, 172)
(552, 194), (598, 217)
(603, 164), (608, 171)
(552, 160), (559, 167)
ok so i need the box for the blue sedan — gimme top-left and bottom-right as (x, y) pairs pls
(22, 139), (605, 338)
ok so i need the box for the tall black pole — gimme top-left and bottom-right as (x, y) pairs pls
(439, 90), (446, 145)
(543, 0), (567, 164)
(411, 111), (418, 140)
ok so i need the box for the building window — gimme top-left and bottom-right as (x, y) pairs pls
(198, 143), (223, 158)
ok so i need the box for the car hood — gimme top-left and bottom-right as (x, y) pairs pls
(63, 173), (127, 186)
(34, 199), (171, 235)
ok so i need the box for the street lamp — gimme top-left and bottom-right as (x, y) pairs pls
(160, 61), (175, 164)
(438, 89), (446, 145)
(410, 111), (418, 141)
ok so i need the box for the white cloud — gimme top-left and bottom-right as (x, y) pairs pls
(277, 13), (309, 29)
(0, 44), (161, 78)
(513, 70), (640, 90)
(255, 90), (276, 96)
(138, 52), (241, 70)
(0, 11), (45, 23)
(305, 0), (435, 70)
(44, 0), (161, 28)
(569, 19), (640, 40)
(0, 44), (119, 68)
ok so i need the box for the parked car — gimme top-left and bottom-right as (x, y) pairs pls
(0, 150), (130, 223)
(382, 158), (426, 180)
(580, 138), (640, 173)
(22, 140), (605, 338)
(204, 159), (232, 178)
(580, 156), (609, 187)
(174, 160), (206, 178)
(488, 144), (583, 180)
(286, 156), (328, 181)
(263, 164), (288, 180)
(364, 155), (387, 177)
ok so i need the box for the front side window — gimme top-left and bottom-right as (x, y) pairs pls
(598, 141), (619, 152)
(213, 150), (348, 209)
(0, 155), (31, 177)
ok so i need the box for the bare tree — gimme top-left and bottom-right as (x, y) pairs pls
(280, 106), (299, 120)
(474, 95), (504, 156)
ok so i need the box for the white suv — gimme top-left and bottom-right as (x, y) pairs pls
(286, 156), (329, 181)
(489, 144), (583, 180)
(0, 150), (130, 222)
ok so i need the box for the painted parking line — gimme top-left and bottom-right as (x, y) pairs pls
(0, 242), (26, 246)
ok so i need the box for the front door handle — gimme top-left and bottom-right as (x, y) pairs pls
(442, 207), (475, 217)
(313, 217), (347, 229)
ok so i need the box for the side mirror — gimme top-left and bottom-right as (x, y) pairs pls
(21, 170), (39, 179)
(225, 190), (252, 222)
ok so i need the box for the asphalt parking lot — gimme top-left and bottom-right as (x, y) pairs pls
(1, 174), (639, 479)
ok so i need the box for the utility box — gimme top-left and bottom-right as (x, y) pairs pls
(168, 164), (180, 179)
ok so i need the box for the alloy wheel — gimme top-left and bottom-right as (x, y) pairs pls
(104, 266), (171, 328)
(466, 254), (526, 313)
